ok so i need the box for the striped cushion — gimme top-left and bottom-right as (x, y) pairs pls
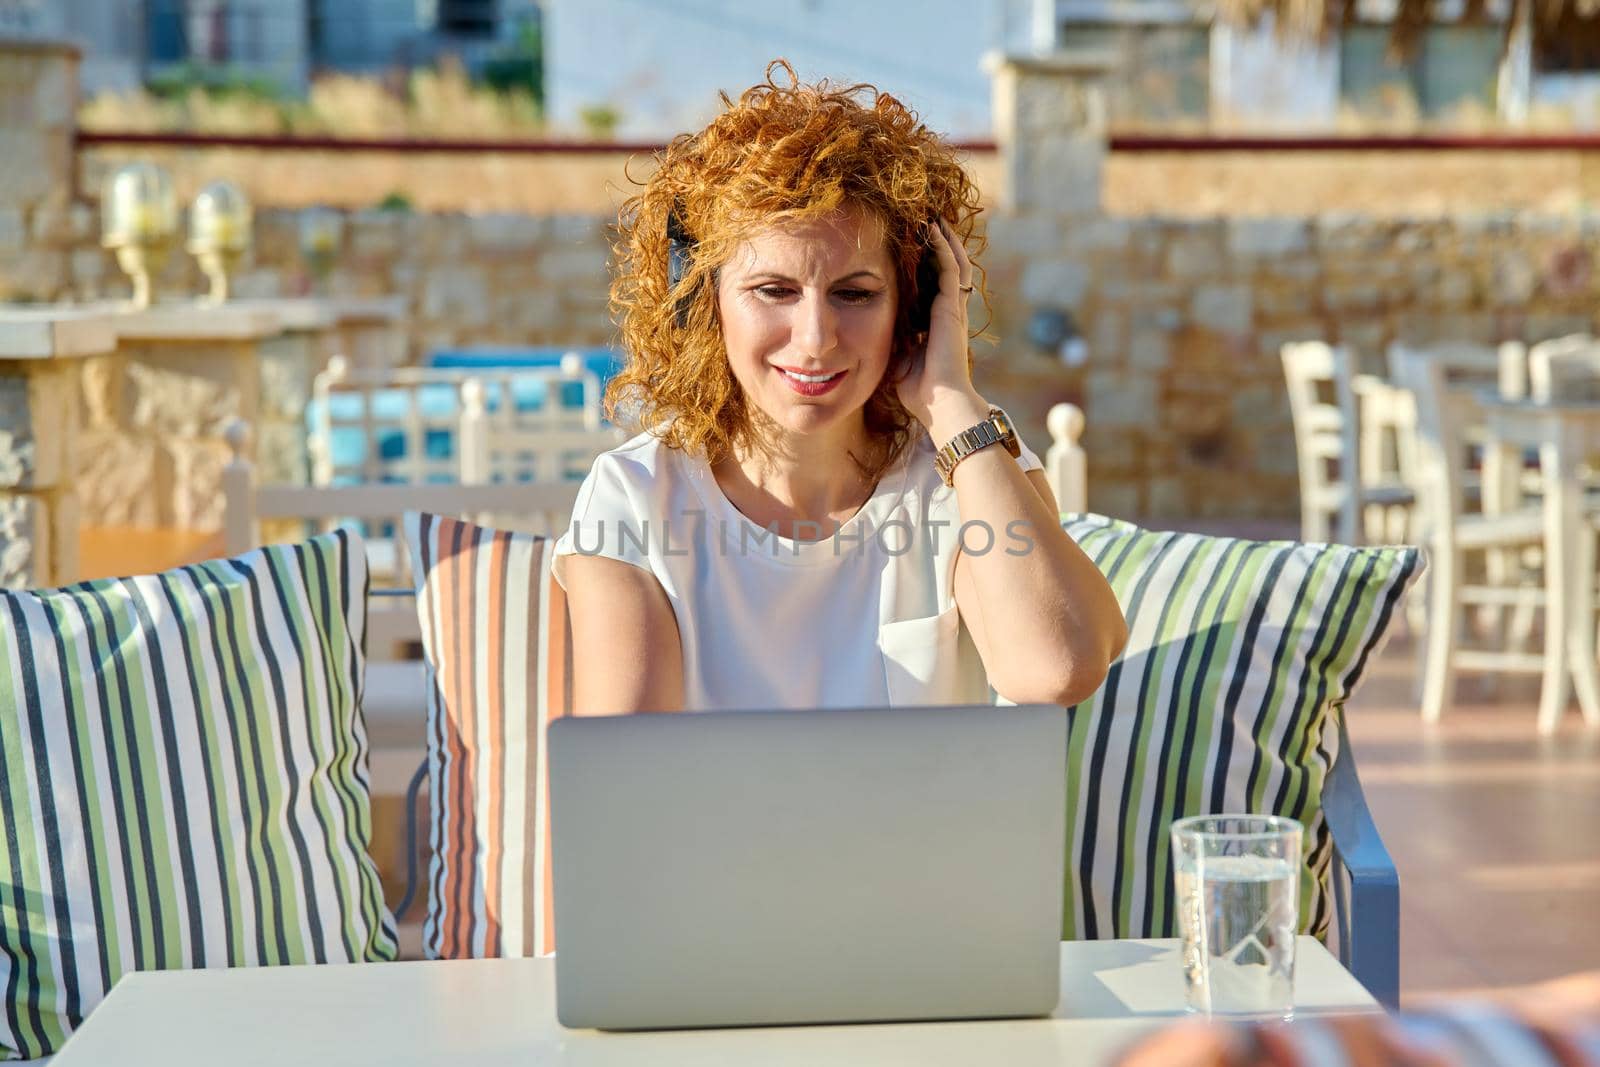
(1059, 514), (1421, 942)
(0, 530), (399, 1060)
(404, 512), (570, 960)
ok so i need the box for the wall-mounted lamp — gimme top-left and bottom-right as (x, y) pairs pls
(101, 162), (178, 309)
(1028, 306), (1087, 368)
(298, 207), (344, 289)
(188, 180), (253, 305)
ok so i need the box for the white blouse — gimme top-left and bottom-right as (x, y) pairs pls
(550, 429), (1044, 712)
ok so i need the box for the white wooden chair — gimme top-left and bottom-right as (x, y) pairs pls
(1528, 334), (1600, 404)
(1390, 346), (1598, 723)
(1280, 341), (1417, 545)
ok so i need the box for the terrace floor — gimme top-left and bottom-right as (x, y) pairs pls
(1346, 635), (1600, 1007)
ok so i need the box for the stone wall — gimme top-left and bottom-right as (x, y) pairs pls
(977, 211), (1599, 518)
(974, 54), (1600, 520)
(20, 41), (1600, 522)
(59, 208), (620, 359)
(55, 178), (1600, 523)
(0, 41), (85, 305)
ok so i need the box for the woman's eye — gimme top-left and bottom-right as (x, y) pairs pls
(755, 285), (793, 299)
(835, 289), (879, 304)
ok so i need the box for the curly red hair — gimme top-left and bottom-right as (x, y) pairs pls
(605, 59), (988, 479)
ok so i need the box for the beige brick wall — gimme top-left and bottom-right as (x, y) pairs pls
(0, 42), (83, 305)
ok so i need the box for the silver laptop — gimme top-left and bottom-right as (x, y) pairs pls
(547, 703), (1067, 1030)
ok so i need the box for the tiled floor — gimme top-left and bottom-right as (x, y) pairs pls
(1344, 635), (1600, 1006)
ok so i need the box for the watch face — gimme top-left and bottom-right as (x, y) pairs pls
(988, 406), (1022, 456)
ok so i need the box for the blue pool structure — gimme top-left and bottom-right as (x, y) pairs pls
(305, 346), (627, 485)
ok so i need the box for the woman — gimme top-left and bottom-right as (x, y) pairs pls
(552, 62), (1127, 715)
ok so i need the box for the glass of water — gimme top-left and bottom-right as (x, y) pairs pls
(1171, 814), (1302, 1021)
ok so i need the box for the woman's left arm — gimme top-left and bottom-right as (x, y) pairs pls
(937, 391), (1128, 707)
(902, 217), (1127, 707)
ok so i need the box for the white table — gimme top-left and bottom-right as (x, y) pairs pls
(1480, 398), (1600, 732)
(51, 938), (1377, 1066)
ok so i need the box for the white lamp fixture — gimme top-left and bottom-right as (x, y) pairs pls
(187, 180), (253, 305)
(298, 207), (344, 289)
(101, 162), (178, 309)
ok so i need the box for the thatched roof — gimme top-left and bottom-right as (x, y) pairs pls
(1214, 0), (1600, 59)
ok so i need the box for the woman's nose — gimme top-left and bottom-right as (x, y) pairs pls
(790, 290), (837, 357)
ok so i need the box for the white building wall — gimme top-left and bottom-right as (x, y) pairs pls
(547, 0), (1030, 140)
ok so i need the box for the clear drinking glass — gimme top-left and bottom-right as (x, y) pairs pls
(1171, 814), (1302, 1021)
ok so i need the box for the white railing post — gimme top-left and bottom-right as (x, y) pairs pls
(1046, 402), (1087, 514)
(459, 378), (489, 485)
(222, 418), (258, 556)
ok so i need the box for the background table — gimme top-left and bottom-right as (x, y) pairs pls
(51, 937), (1378, 1067)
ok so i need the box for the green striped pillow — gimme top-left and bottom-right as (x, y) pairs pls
(0, 529), (398, 1060)
(1059, 515), (1420, 943)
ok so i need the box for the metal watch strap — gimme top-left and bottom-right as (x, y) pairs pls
(935, 410), (1008, 487)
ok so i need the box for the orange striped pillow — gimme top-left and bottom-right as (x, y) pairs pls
(404, 512), (572, 959)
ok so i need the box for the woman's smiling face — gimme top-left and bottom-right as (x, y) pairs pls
(716, 206), (898, 442)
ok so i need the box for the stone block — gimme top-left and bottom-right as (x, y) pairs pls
(169, 438), (231, 532)
(1227, 219), (1309, 259)
(70, 246), (107, 286)
(985, 213), (1066, 258)
(1191, 285), (1253, 335)
(1145, 477), (1188, 518)
(349, 212), (406, 259)
(468, 212), (549, 253)
(1490, 251), (1538, 307)
(1314, 214), (1392, 253)
(1063, 218), (1131, 256)
(495, 287), (562, 336)
(1021, 257), (1090, 306)
(256, 421), (309, 486)
(0, 130), (66, 205)
(1127, 328), (1170, 370)
(0, 248), (66, 302)
(0, 208), (24, 253)
(0, 493), (49, 589)
(1435, 267), (1476, 306)
(259, 334), (316, 421)
(538, 247), (611, 285)
(1323, 280), (1385, 313)
(1232, 384), (1285, 425)
(49, 489), (78, 585)
(421, 266), (491, 327)
(77, 428), (164, 527)
(1266, 258), (1322, 285)
(1086, 370), (1158, 428)
(30, 54), (75, 128)
(1336, 321), (1388, 357)
(67, 203), (94, 242)
(1254, 285), (1315, 319)
(1087, 481), (1140, 520)
(0, 366), (75, 490)
(79, 354), (124, 429)
(1086, 309), (1125, 365)
(1081, 425), (1144, 470)
(1164, 229), (1224, 279)
(1017, 135), (1102, 217)
(552, 215), (605, 243)
(124, 346), (256, 438)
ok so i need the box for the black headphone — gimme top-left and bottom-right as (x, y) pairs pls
(666, 205), (696, 327)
